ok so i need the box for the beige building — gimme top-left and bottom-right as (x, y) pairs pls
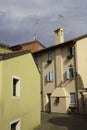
(0, 50), (40, 130)
(33, 28), (87, 114)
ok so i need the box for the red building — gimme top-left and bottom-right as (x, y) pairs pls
(10, 40), (45, 52)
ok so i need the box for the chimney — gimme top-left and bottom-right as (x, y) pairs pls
(54, 28), (64, 45)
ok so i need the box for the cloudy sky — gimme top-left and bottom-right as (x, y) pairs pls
(0, 0), (87, 47)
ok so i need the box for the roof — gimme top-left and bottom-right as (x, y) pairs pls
(0, 50), (30, 61)
(9, 40), (45, 50)
(33, 34), (87, 54)
(51, 87), (69, 97)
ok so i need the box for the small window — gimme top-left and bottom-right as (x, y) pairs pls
(12, 76), (20, 97)
(48, 52), (52, 62)
(10, 120), (20, 130)
(47, 71), (53, 82)
(54, 97), (60, 105)
(34, 57), (38, 65)
(67, 46), (74, 58)
(66, 65), (75, 79)
(70, 93), (76, 104)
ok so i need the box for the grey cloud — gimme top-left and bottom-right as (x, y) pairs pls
(0, 0), (87, 46)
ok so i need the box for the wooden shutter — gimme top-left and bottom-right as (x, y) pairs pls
(66, 68), (70, 79)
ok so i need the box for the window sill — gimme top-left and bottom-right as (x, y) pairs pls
(67, 78), (75, 80)
(12, 96), (20, 99)
(47, 60), (52, 63)
(67, 55), (73, 58)
(47, 81), (53, 82)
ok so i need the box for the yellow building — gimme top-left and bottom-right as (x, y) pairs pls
(33, 28), (87, 114)
(0, 50), (40, 130)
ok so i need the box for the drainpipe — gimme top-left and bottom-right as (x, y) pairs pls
(40, 54), (44, 112)
(74, 42), (79, 114)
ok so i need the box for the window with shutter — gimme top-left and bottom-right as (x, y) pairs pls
(66, 66), (75, 79)
(47, 71), (53, 82)
(47, 72), (50, 82)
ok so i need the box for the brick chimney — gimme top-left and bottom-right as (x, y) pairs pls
(54, 28), (64, 45)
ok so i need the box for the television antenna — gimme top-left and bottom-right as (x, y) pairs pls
(57, 14), (64, 27)
(33, 17), (39, 40)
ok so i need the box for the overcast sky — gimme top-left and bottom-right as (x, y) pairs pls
(0, 0), (87, 47)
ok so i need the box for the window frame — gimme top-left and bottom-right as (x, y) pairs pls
(67, 46), (74, 58)
(10, 118), (21, 130)
(47, 51), (52, 62)
(12, 76), (20, 98)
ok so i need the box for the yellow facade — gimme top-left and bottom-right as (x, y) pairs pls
(0, 52), (40, 130)
(75, 38), (87, 113)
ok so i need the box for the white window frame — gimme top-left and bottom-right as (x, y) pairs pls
(12, 76), (20, 98)
(10, 118), (21, 130)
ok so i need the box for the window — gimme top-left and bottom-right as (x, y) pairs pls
(70, 93), (76, 104)
(34, 57), (38, 65)
(48, 52), (52, 62)
(10, 120), (20, 130)
(66, 65), (75, 79)
(12, 76), (20, 97)
(47, 71), (53, 82)
(67, 46), (74, 58)
(54, 97), (60, 105)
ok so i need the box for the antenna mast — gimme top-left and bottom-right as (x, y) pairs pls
(57, 14), (64, 28)
(33, 17), (39, 40)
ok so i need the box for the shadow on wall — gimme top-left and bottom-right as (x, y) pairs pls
(77, 74), (84, 89)
(49, 115), (87, 130)
(63, 71), (73, 86)
(63, 72), (84, 89)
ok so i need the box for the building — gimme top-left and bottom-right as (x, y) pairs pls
(0, 50), (40, 130)
(33, 28), (87, 114)
(10, 40), (45, 53)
